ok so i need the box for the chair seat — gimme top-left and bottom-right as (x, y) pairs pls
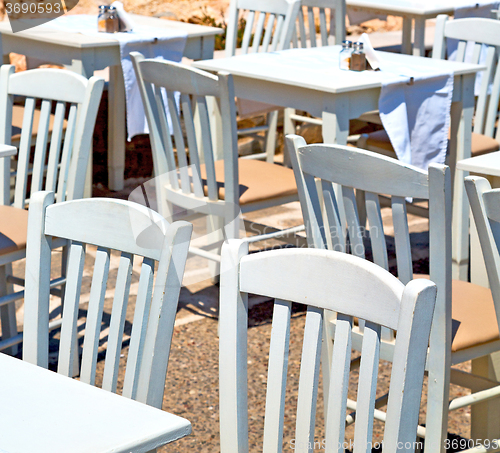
(11, 104), (67, 144)
(364, 129), (500, 158)
(417, 275), (499, 352)
(0, 205), (28, 256)
(200, 159), (298, 206)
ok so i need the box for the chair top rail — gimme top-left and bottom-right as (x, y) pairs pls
(42, 198), (170, 261)
(236, 0), (299, 15)
(5, 66), (91, 104)
(444, 17), (500, 47)
(137, 59), (222, 98)
(298, 143), (430, 199)
(239, 248), (404, 330)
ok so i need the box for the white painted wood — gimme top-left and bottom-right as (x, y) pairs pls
(0, 65), (104, 352)
(23, 191), (193, 412)
(131, 53), (299, 274)
(286, 137), (456, 453)
(220, 238), (437, 453)
(225, 0), (301, 162)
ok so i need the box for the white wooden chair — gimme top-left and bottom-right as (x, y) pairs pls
(225, 0), (301, 162)
(287, 134), (500, 453)
(131, 53), (300, 282)
(357, 15), (500, 281)
(0, 65), (104, 353)
(283, 0), (346, 152)
(23, 191), (193, 410)
(219, 239), (437, 452)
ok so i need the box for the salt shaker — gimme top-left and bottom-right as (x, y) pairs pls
(97, 5), (109, 33)
(106, 5), (120, 33)
(350, 42), (366, 72)
(339, 40), (352, 71)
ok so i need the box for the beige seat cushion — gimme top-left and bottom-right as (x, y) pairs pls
(416, 275), (500, 352)
(199, 159), (298, 206)
(11, 104), (67, 144)
(0, 205), (28, 256)
(364, 129), (500, 158)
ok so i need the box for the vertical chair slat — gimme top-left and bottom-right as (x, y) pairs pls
(45, 101), (66, 192)
(342, 186), (365, 258)
(365, 192), (388, 270)
(80, 247), (111, 385)
(56, 103), (77, 203)
(329, 8), (335, 45)
(196, 95), (218, 201)
(319, 8), (328, 46)
(321, 180), (346, 252)
(470, 42), (483, 64)
(182, 95), (204, 199)
(271, 15), (284, 52)
(456, 41), (467, 62)
(167, 91), (191, 194)
(57, 241), (86, 377)
(307, 7), (317, 48)
(153, 84), (179, 190)
(254, 12), (268, 53)
(261, 14), (275, 53)
(300, 172), (327, 248)
(353, 321), (381, 453)
(485, 57), (500, 138)
(294, 306), (323, 452)
(474, 46), (495, 134)
(13, 97), (35, 209)
(123, 257), (155, 400)
(262, 299), (292, 453)
(391, 196), (413, 284)
(298, 9), (307, 47)
(30, 99), (52, 196)
(241, 11), (255, 54)
(325, 314), (353, 450)
(102, 252), (134, 393)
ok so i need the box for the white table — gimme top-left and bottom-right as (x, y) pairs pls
(194, 45), (483, 283)
(0, 16), (222, 191)
(347, 0), (492, 56)
(0, 144), (16, 158)
(0, 352), (191, 452)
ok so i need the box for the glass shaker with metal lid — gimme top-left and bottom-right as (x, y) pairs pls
(97, 5), (109, 33)
(339, 40), (352, 71)
(350, 42), (366, 71)
(106, 5), (120, 33)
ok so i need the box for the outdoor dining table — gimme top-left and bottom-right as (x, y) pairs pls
(0, 351), (191, 452)
(194, 44), (484, 291)
(346, 0), (497, 56)
(0, 15), (222, 192)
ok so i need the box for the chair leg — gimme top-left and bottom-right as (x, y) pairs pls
(0, 264), (18, 355)
(452, 169), (470, 281)
(283, 108), (296, 168)
(264, 110), (279, 163)
(471, 352), (500, 443)
(207, 214), (224, 285)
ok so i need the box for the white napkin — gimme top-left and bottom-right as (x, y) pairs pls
(359, 33), (380, 70)
(38, 15), (187, 140)
(111, 1), (135, 32)
(379, 65), (454, 169)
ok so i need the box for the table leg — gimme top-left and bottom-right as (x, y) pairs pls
(452, 74), (475, 281)
(402, 17), (413, 55)
(413, 17), (426, 57)
(108, 65), (126, 192)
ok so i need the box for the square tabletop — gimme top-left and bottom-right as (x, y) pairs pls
(0, 352), (191, 453)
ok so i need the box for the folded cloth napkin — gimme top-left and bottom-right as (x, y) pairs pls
(39, 15), (187, 140)
(111, 1), (135, 32)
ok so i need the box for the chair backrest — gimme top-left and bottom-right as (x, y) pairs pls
(433, 15), (500, 140)
(225, 0), (301, 57)
(291, 0), (346, 48)
(23, 191), (193, 409)
(131, 52), (240, 238)
(0, 65), (104, 209)
(465, 176), (500, 328)
(219, 239), (437, 452)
